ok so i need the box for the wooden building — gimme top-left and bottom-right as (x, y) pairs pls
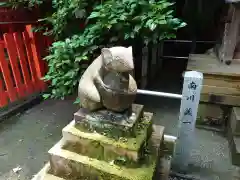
(187, 0), (240, 171)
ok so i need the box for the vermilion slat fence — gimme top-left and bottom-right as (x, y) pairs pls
(0, 25), (50, 107)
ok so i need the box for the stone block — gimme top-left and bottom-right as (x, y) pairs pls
(228, 119), (240, 166)
(231, 107), (240, 136)
(62, 112), (153, 162)
(32, 162), (65, 180)
(196, 103), (224, 126)
(74, 104), (143, 137)
(231, 137), (240, 167)
(49, 124), (165, 180)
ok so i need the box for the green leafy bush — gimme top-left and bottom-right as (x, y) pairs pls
(4, 0), (186, 100)
(0, 0), (44, 9)
(43, 0), (186, 99)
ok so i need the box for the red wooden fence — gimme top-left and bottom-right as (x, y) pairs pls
(0, 25), (50, 107)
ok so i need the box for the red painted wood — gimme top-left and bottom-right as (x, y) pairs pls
(25, 26), (43, 77)
(0, 44), (17, 101)
(22, 31), (41, 91)
(0, 77), (8, 107)
(14, 32), (34, 94)
(25, 25), (46, 90)
(4, 33), (25, 98)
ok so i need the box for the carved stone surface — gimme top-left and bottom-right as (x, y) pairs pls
(48, 113), (162, 180)
(74, 104), (143, 137)
(31, 109), (169, 180)
(97, 70), (137, 112)
(78, 46), (137, 112)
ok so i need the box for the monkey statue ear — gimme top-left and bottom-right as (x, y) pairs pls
(101, 48), (113, 65)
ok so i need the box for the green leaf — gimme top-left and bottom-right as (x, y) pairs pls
(179, 22), (187, 28)
(149, 23), (157, 31)
(110, 19), (117, 24)
(134, 25), (141, 32)
(74, 97), (81, 104)
(145, 19), (154, 28)
(43, 94), (51, 100)
(82, 56), (88, 60)
(43, 75), (51, 80)
(88, 12), (100, 19)
(35, 0), (184, 100)
(124, 34), (130, 40)
(52, 79), (58, 85)
(132, 16), (141, 21)
(64, 81), (72, 85)
(120, 15), (126, 20)
(158, 20), (167, 25)
(0, 2), (9, 7)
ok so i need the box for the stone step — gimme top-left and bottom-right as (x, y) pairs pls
(32, 155), (172, 180)
(32, 162), (65, 180)
(32, 124), (169, 180)
(196, 103), (225, 126)
(232, 166), (240, 180)
(228, 114), (240, 166)
(74, 104), (144, 138)
(229, 135), (240, 166)
(230, 107), (240, 136)
(49, 124), (164, 180)
(62, 112), (153, 162)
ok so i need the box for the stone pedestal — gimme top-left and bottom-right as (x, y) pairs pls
(32, 104), (168, 180)
(74, 104), (143, 138)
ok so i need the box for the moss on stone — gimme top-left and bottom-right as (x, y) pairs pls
(63, 112), (153, 163)
(75, 105), (143, 139)
(50, 140), (157, 180)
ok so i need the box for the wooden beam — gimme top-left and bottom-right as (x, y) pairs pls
(219, 4), (240, 64)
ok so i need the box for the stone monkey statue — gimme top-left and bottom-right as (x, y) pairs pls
(78, 46), (137, 112)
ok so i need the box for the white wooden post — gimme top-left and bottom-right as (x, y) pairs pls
(172, 71), (203, 172)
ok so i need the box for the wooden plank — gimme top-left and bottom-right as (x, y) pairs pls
(203, 77), (240, 89)
(22, 31), (40, 91)
(0, 77), (8, 107)
(25, 25), (46, 90)
(219, 5), (240, 64)
(187, 54), (240, 77)
(25, 25), (45, 78)
(13, 32), (34, 94)
(0, 44), (17, 102)
(200, 93), (240, 106)
(202, 85), (240, 96)
(4, 33), (25, 98)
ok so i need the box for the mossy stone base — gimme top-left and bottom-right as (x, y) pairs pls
(74, 104), (143, 138)
(63, 112), (152, 162)
(49, 132), (159, 180)
(32, 119), (166, 180)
